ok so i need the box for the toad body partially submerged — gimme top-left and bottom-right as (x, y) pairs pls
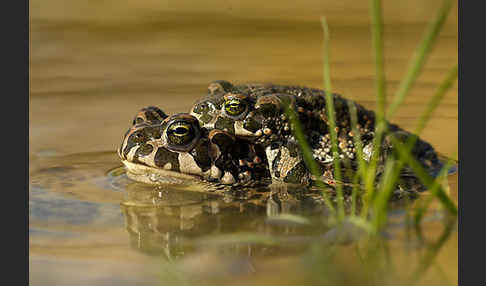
(119, 81), (443, 191)
(118, 111), (270, 186)
(190, 81), (442, 184)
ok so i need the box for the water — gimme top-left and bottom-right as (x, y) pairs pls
(30, 1), (457, 285)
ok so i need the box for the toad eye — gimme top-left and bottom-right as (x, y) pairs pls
(224, 98), (248, 118)
(167, 122), (196, 147)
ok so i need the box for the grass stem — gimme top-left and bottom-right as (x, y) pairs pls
(284, 104), (337, 217)
(321, 17), (345, 220)
(386, 0), (455, 120)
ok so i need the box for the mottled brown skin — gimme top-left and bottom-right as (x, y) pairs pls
(132, 106), (168, 125)
(120, 82), (441, 193)
(191, 81), (377, 156)
(119, 110), (269, 185)
(190, 81), (442, 188)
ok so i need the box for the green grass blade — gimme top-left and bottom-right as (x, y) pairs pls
(321, 17), (345, 220)
(402, 64), (458, 160)
(371, 158), (400, 231)
(390, 138), (457, 215)
(362, 0), (454, 219)
(363, 0), (387, 217)
(350, 173), (360, 216)
(414, 152), (457, 226)
(347, 216), (375, 234)
(283, 103), (337, 216)
(386, 0), (455, 119)
(347, 101), (368, 216)
(361, 0), (387, 218)
(370, 0), (386, 122)
(413, 64), (458, 135)
(348, 102), (368, 176)
(372, 64), (457, 226)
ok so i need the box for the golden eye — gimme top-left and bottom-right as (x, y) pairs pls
(224, 98), (247, 117)
(167, 122), (196, 146)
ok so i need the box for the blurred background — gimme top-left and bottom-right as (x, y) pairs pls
(29, 1), (458, 285)
(30, 0), (457, 158)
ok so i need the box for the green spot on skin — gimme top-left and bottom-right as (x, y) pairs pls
(200, 113), (214, 124)
(214, 117), (235, 135)
(243, 117), (262, 133)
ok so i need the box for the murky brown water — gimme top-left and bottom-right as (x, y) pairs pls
(30, 1), (457, 285)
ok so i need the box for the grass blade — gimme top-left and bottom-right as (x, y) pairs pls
(390, 138), (457, 215)
(347, 101), (369, 216)
(362, 0), (454, 219)
(386, 0), (455, 119)
(371, 158), (399, 231)
(414, 152), (457, 226)
(361, 0), (387, 218)
(372, 64), (457, 228)
(284, 104), (337, 216)
(413, 64), (458, 135)
(370, 0), (386, 122)
(321, 17), (345, 220)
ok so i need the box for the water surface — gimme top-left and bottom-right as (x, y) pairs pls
(30, 1), (457, 285)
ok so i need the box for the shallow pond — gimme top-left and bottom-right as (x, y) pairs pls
(30, 1), (457, 285)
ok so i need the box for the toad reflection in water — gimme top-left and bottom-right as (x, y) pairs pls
(119, 183), (333, 259)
